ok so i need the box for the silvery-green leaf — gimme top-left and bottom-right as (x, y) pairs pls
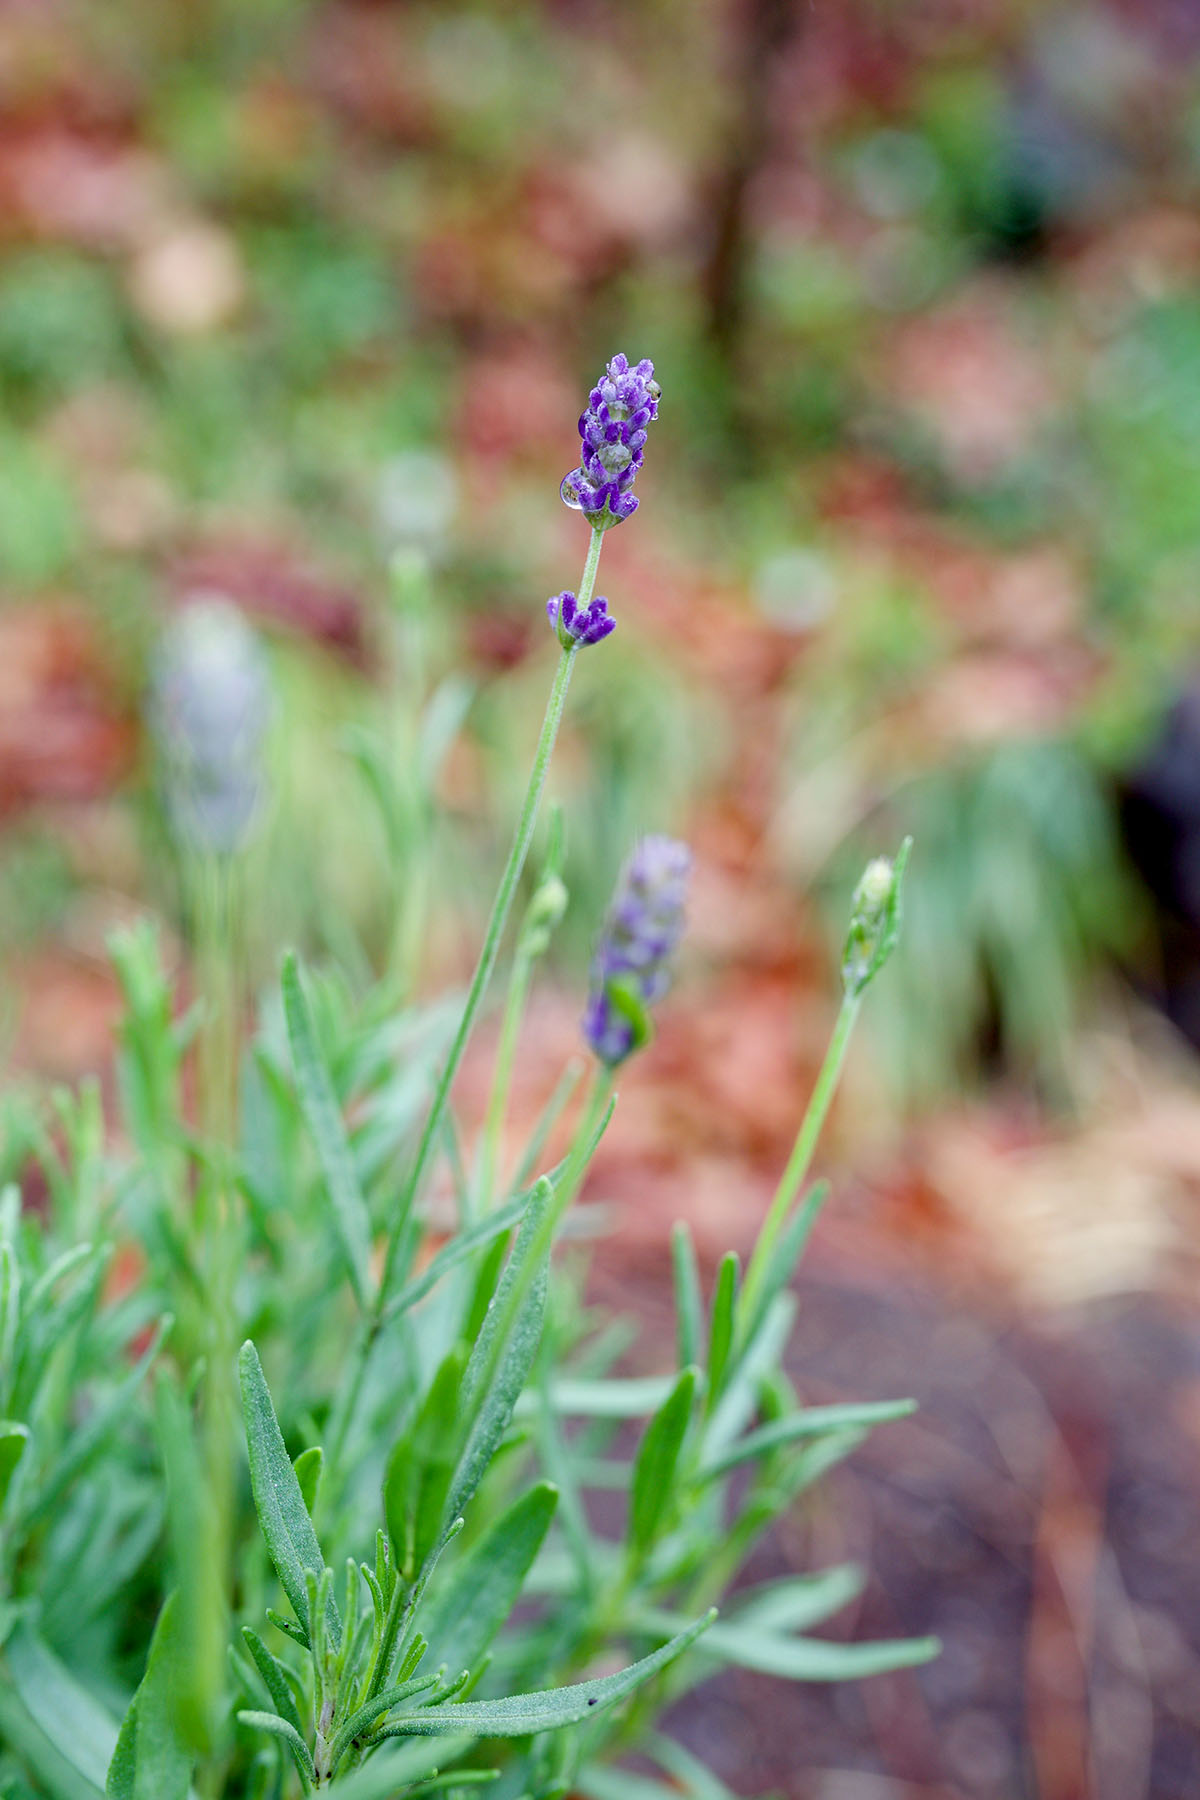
(0, 1622), (118, 1800)
(704, 1254), (738, 1412)
(635, 1603), (937, 1682)
(239, 1340), (340, 1649)
(107, 1596), (193, 1800)
(281, 950), (373, 1310)
(440, 1180), (552, 1540)
(701, 1399), (916, 1479)
(240, 1629), (304, 1738)
(628, 1369), (697, 1555)
(523, 1376), (676, 1420)
(376, 1611), (715, 1739)
(670, 1222), (703, 1371)
(235, 1712), (314, 1792)
(23, 1315), (169, 1528)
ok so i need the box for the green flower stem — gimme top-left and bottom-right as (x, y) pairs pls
(738, 990), (862, 1330)
(325, 526), (605, 1477)
(475, 939), (536, 1212)
(375, 636), (579, 1306)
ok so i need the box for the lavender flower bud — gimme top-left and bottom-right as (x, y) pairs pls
(547, 590), (616, 649)
(583, 835), (691, 1066)
(561, 352), (660, 530)
(841, 837), (911, 998)
(152, 599), (271, 855)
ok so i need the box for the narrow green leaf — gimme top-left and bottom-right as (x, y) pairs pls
(646, 1730), (738, 1800)
(0, 1420), (29, 1509)
(704, 1292), (795, 1461)
(26, 1241), (96, 1314)
(24, 1315), (169, 1527)
(705, 1253), (738, 1412)
(266, 1610), (307, 1648)
(155, 1370), (224, 1754)
(385, 1349), (465, 1579)
(701, 1399), (917, 1479)
(652, 1614), (939, 1682)
(236, 1712), (314, 1792)
(728, 1567), (866, 1635)
(105, 1594), (193, 1800)
(0, 1241), (19, 1387)
(419, 1482), (558, 1678)
(281, 950), (373, 1309)
(383, 1192), (527, 1324)
(670, 1223), (703, 1371)
(527, 1375), (676, 1419)
(628, 1368), (697, 1555)
(239, 1340), (340, 1649)
(240, 1629), (304, 1738)
(312, 1740), (461, 1800)
(293, 1446), (323, 1517)
(0, 1623), (117, 1800)
(441, 1181), (552, 1540)
(379, 1611), (715, 1738)
(406, 1772), (500, 1797)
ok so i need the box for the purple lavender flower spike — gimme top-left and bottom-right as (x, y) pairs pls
(583, 835), (691, 1066)
(547, 590), (617, 649)
(561, 353), (660, 531)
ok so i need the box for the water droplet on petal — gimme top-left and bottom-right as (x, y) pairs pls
(560, 472), (585, 511)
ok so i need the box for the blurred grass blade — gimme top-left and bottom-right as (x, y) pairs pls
(0, 1420), (29, 1509)
(727, 1567), (865, 1634)
(238, 1340), (340, 1649)
(24, 1314), (169, 1528)
(281, 950), (373, 1310)
(670, 1222), (703, 1371)
(704, 1253), (738, 1414)
(529, 1375), (677, 1419)
(635, 1604), (938, 1681)
(0, 1622), (118, 1800)
(701, 1398), (916, 1479)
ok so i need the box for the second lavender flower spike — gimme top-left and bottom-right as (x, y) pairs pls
(584, 835), (691, 1066)
(561, 353), (660, 529)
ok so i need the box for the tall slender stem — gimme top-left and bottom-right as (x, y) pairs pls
(476, 946), (534, 1211)
(375, 639), (578, 1307)
(324, 527), (605, 1481)
(739, 990), (861, 1326)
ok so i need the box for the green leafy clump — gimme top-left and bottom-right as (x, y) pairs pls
(0, 434), (934, 1800)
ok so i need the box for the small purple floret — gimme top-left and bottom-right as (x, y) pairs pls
(561, 352), (660, 531)
(547, 590), (617, 648)
(583, 835), (691, 1066)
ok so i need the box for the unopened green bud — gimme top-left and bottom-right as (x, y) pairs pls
(841, 837), (911, 998)
(520, 872), (569, 959)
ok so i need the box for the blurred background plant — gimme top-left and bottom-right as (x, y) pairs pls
(2, 1), (1200, 1796)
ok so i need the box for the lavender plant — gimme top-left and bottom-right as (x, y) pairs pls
(0, 356), (936, 1800)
